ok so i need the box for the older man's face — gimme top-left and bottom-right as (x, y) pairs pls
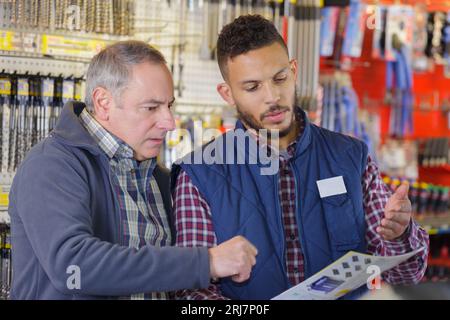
(106, 61), (176, 160)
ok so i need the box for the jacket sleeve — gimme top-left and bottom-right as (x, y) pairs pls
(12, 150), (211, 296)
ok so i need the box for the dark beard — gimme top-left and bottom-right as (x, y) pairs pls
(236, 98), (298, 138)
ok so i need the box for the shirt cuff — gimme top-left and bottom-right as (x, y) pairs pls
(382, 219), (422, 255)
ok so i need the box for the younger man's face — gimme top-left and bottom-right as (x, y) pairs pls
(218, 42), (298, 137)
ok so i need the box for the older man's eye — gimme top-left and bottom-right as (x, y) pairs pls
(245, 85), (258, 92)
(142, 105), (157, 111)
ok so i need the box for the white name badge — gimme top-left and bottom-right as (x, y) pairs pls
(316, 176), (347, 198)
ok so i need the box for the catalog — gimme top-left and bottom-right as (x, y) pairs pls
(272, 247), (426, 300)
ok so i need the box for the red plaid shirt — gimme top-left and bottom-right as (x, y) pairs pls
(173, 130), (429, 300)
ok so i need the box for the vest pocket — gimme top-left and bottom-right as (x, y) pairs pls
(321, 193), (362, 252)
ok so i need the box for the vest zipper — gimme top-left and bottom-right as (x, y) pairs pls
(290, 162), (310, 279)
(274, 170), (291, 286)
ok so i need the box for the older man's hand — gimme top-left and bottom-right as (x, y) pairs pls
(208, 236), (258, 283)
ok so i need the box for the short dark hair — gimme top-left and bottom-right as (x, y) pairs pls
(217, 14), (288, 80)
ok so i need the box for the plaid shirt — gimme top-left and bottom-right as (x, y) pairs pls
(80, 109), (172, 300)
(173, 121), (429, 300)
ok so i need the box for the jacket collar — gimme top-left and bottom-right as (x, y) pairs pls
(52, 101), (103, 156)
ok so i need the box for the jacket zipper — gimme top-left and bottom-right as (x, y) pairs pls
(106, 160), (123, 246)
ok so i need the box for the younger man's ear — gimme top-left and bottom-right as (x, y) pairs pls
(290, 59), (298, 79)
(217, 83), (236, 107)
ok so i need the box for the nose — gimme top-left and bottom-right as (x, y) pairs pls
(263, 82), (280, 105)
(156, 106), (176, 131)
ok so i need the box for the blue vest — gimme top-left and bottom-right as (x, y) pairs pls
(172, 110), (369, 300)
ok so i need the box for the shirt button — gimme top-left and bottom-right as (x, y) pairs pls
(290, 233), (296, 241)
(130, 169), (135, 174)
(293, 267), (299, 274)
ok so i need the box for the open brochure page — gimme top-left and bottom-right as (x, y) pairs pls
(272, 247), (426, 300)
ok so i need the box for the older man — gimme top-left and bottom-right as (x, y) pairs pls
(9, 40), (257, 300)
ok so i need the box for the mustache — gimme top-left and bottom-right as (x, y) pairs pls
(260, 105), (290, 121)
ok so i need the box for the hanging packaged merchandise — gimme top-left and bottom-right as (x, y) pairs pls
(409, 180), (420, 213)
(26, 77), (36, 154)
(334, 78), (344, 133)
(342, 0), (367, 58)
(278, 0), (289, 44)
(412, 5), (429, 72)
(341, 82), (359, 135)
(331, 6), (347, 65)
(419, 137), (449, 167)
(5, 77), (15, 173)
(312, 0), (322, 110)
(0, 78), (11, 173)
(271, 0), (282, 35)
(320, 73), (356, 135)
(8, 77), (17, 172)
(385, 39), (414, 138)
(177, 1), (187, 97)
(417, 182), (430, 215)
(384, 5), (414, 62)
(425, 11), (446, 64)
(296, 0), (322, 111)
(0, 1), (12, 29)
(320, 72), (382, 161)
(249, 0), (262, 17)
(50, 77), (62, 133)
(2, 0), (134, 35)
(15, 78), (29, 170)
(0, 84), (3, 171)
(234, 0), (242, 18)
(263, 0), (273, 20)
(437, 187), (449, 215)
(295, 0), (305, 99)
(320, 75), (333, 131)
(217, 0), (227, 39)
(32, 77), (41, 148)
(437, 137), (449, 166)
(287, 0), (298, 59)
(359, 122), (372, 154)
(223, 0), (233, 25)
(200, 0), (215, 60)
(320, 6), (339, 57)
(0, 72), (83, 173)
(74, 79), (85, 103)
(372, 5), (387, 59)
(0, 226), (11, 300)
(41, 78), (54, 142)
(427, 185), (440, 213)
(444, 12), (450, 78)
(62, 80), (75, 105)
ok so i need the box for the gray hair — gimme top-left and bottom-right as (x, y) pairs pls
(85, 40), (166, 112)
